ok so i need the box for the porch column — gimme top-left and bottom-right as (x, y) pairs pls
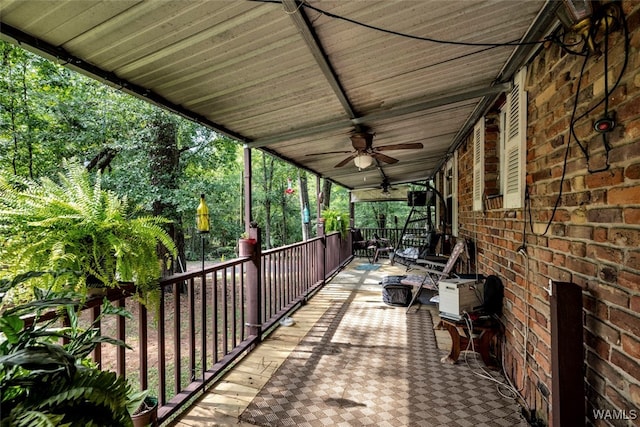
(246, 225), (262, 340)
(243, 147), (252, 234)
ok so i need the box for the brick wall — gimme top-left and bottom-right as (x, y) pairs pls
(448, 2), (640, 425)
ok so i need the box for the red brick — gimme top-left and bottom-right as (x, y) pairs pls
(628, 251), (640, 271)
(585, 314), (621, 345)
(631, 383), (640, 407)
(609, 186), (640, 205)
(585, 168), (624, 189)
(587, 208), (623, 223)
(567, 256), (597, 276)
(589, 283), (629, 308)
(621, 334), (640, 359)
(594, 227), (608, 242)
(587, 244), (624, 264)
(585, 329), (611, 360)
(611, 349), (640, 382)
(610, 308), (640, 337)
(546, 238), (571, 254)
(619, 270), (640, 292)
(632, 296), (640, 312)
(626, 163), (640, 180)
(625, 207), (640, 224)
(568, 225), (594, 240)
(609, 228), (640, 247)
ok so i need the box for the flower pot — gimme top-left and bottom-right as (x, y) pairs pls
(132, 396), (158, 427)
(239, 238), (257, 257)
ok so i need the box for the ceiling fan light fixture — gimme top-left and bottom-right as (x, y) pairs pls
(353, 154), (373, 169)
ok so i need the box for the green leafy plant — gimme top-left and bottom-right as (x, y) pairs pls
(0, 161), (177, 306)
(321, 208), (349, 238)
(0, 271), (141, 426)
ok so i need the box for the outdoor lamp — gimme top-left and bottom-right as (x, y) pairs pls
(559, 0), (620, 55)
(353, 154), (373, 169)
(196, 193), (210, 233)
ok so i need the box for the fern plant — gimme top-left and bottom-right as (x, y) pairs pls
(0, 162), (177, 306)
(0, 272), (142, 426)
(321, 208), (349, 238)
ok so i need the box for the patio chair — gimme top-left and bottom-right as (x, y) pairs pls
(403, 240), (466, 312)
(370, 234), (394, 264)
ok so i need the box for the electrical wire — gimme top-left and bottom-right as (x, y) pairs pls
(251, 0), (547, 48)
(527, 4), (629, 237)
(461, 313), (527, 403)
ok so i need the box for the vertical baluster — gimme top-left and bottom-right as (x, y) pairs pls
(189, 276), (196, 383)
(231, 264), (237, 347)
(222, 267), (229, 355)
(139, 301), (148, 391)
(239, 263), (245, 342)
(200, 275), (207, 379)
(117, 298), (126, 378)
(92, 305), (102, 369)
(212, 270), (218, 363)
(173, 282), (181, 394)
(158, 287), (166, 405)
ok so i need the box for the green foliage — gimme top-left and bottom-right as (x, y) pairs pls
(321, 208), (349, 238)
(0, 272), (137, 426)
(0, 161), (177, 305)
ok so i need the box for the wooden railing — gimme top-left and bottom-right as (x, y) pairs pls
(352, 227), (426, 258)
(78, 231), (352, 424)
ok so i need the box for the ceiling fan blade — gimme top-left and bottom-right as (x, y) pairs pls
(306, 150), (352, 157)
(334, 154), (357, 168)
(372, 152), (399, 164)
(375, 142), (424, 151)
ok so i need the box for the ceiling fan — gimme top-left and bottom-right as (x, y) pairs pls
(306, 131), (423, 169)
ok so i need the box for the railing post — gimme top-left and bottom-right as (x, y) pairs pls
(317, 220), (326, 283)
(246, 225), (262, 340)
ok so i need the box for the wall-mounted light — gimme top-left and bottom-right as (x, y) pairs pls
(558, 0), (621, 55)
(353, 154), (373, 169)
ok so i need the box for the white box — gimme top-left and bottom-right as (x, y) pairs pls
(438, 278), (483, 318)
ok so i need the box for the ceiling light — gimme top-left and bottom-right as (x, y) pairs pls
(353, 154), (373, 169)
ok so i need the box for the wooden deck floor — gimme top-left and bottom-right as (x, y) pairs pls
(171, 258), (451, 426)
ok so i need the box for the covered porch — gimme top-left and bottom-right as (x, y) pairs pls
(174, 257), (525, 427)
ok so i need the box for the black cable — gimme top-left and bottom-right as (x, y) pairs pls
(251, 0), (548, 48)
(530, 4), (628, 235)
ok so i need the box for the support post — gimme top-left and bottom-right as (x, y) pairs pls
(243, 147), (252, 234)
(246, 225), (262, 340)
(550, 280), (584, 427)
(317, 220), (326, 284)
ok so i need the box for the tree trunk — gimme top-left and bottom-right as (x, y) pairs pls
(260, 154), (275, 249)
(149, 112), (185, 275)
(321, 179), (332, 211)
(298, 172), (310, 241)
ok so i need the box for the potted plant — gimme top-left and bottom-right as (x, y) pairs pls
(0, 161), (177, 307)
(130, 394), (158, 427)
(238, 232), (257, 257)
(0, 271), (141, 426)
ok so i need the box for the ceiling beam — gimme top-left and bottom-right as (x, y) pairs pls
(283, 0), (357, 119)
(245, 83), (511, 149)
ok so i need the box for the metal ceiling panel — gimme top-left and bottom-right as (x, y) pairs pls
(0, 0), (555, 191)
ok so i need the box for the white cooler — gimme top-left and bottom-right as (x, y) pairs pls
(438, 278), (483, 320)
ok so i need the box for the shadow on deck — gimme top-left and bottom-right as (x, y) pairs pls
(172, 258), (526, 427)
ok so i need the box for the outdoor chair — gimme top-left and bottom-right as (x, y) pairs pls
(403, 239), (466, 312)
(370, 234), (394, 264)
